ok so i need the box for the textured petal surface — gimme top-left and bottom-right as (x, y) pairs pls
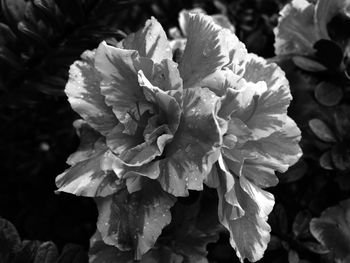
(179, 12), (234, 88)
(56, 148), (121, 197)
(96, 179), (176, 259)
(65, 50), (118, 136)
(216, 162), (274, 262)
(274, 0), (320, 56)
(155, 87), (223, 196)
(121, 17), (173, 63)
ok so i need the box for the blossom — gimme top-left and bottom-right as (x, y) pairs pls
(56, 10), (301, 262)
(274, 0), (350, 71)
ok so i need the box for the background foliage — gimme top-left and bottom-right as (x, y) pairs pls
(0, 0), (349, 262)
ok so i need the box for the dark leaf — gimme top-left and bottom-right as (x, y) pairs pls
(314, 39), (343, 70)
(292, 210), (312, 238)
(33, 241), (59, 263)
(314, 81), (343, 107)
(0, 218), (22, 261)
(331, 143), (350, 171)
(56, 244), (88, 263)
(309, 119), (337, 143)
(319, 151), (334, 170)
(292, 56), (327, 72)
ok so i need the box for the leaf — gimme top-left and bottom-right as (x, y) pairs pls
(96, 179), (176, 260)
(313, 40), (344, 69)
(288, 250), (299, 263)
(0, 218), (22, 261)
(308, 119), (337, 143)
(292, 56), (327, 72)
(331, 143), (350, 171)
(314, 81), (343, 106)
(319, 151), (334, 170)
(33, 241), (59, 263)
(302, 241), (329, 254)
(310, 198), (350, 262)
(293, 210), (312, 238)
(15, 240), (42, 263)
(56, 244), (88, 263)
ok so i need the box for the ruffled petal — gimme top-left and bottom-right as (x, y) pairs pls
(238, 55), (292, 139)
(56, 148), (122, 197)
(179, 12), (235, 88)
(154, 87), (223, 196)
(274, 0), (320, 56)
(315, 0), (350, 39)
(66, 119), (103, 165)
(217, 166), (274, 262)
(96, 179), (176, 260)
(65, 50), (118, 136)
(121, 17), (173, 63)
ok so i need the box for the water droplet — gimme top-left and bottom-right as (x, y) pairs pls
(185, 144), (191, 153)
(203, 44), (211, 57)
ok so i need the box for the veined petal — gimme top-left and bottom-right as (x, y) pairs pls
(121, 17), (173, 63)
(66, 119), (103, 165)
(217, 172), (274, 262)
(96, 179), (176, 260)
(65, 50), (118, 136)
(155, 87), (223, 196)
(138, 70), (182, 133)
(315, 0), (350, 39)
(179, 12), (233, 88)
(237, 55), (292, 139)
(274, 0), (320, 56)
(56, 148), (122, 197)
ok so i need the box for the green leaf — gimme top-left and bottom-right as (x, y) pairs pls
(319, 151), (334, 170)
(310, 198), (350, 262)
(33, 241), (59, 263)
(96, 179), (176, 260)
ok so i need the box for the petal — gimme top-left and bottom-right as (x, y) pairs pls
(96, 179), (176, 260)
(65, 50), (118, 136)
(154, 87), (223, 196)
(56, 149), (122, 197)
(121, 17), (173, 63)
(242, 116), (302, 175)
(217, 171), (274, 262)
(274, 0), (320, 56)
(66, 119), (103, 165)
(179, 12), (234, 88)
(315, 0), (350, 39)
(238, 55), (292, 139)
(138, 70), (182, 133)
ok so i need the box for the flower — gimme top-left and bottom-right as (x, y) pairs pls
(56, 11), (301, 262)
(274, 0), (350, 72)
